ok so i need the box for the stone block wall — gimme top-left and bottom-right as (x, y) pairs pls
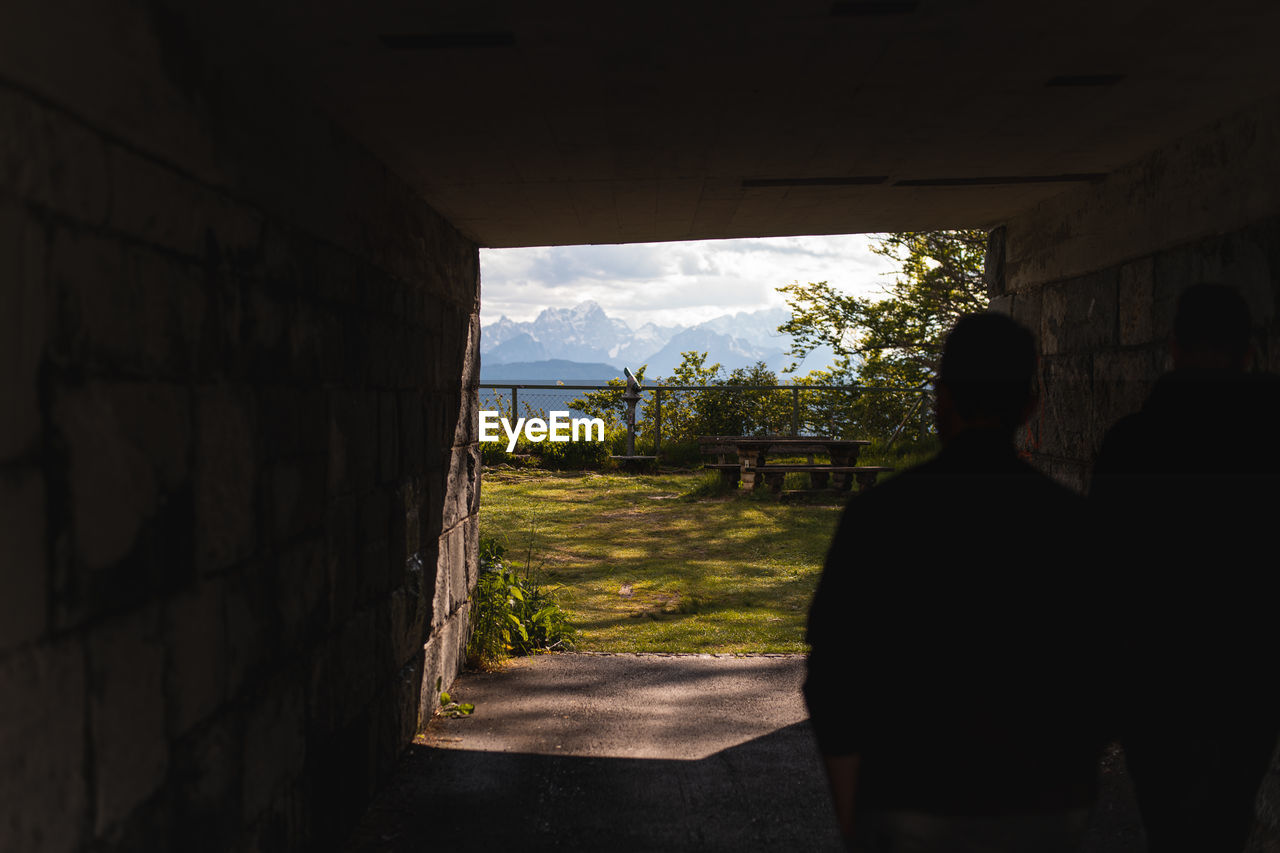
(989, 93), (1280, 491)
(0, 3), (479, 851)
(988, 93), (1280, 844)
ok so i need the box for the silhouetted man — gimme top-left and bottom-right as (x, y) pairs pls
(1091, 283), (1280, 853)
(805, 313), (1110, 853)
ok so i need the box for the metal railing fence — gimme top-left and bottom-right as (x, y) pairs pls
(478, 382), (934, 455)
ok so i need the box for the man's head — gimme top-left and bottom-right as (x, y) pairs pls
(937, 313), (1037, 439)
(1172, 283), (1253, 370)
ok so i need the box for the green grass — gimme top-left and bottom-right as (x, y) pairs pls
(478, 468), (847, 653)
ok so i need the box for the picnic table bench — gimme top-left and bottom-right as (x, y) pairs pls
(699, 435), (892, 494)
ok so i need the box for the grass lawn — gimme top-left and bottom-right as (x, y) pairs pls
(478, 468), (847, 654)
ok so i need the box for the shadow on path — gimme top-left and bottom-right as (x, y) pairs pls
(342, 654), (1145, 852)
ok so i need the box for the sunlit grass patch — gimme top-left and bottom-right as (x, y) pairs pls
(479, 469), (844, 653)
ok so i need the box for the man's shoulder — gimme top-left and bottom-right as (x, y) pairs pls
(840, 455), (944, 505)
(1100, 409), (1148, 442)
(840, 450), (1082, 516)
(1094, 409), (1151, 472)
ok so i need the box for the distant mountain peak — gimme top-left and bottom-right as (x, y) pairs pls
(535, 299), (607, 321)
(480, 301), (827, 376)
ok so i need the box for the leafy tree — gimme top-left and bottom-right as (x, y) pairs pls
(778, 229), (989, 441)
(719, 362), (793, 436)
(639, 351), (726, 444)
(789, 366), (864, 438)
(570, 353), (804, 453)
(779, 230), (987, 385)
(643, 356), (800, 444)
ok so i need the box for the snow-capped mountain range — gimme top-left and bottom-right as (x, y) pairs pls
(480, 301), (822, 378)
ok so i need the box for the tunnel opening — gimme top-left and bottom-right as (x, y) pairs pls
(466, 232), (971, 661)
(6, 2), (1280, 850)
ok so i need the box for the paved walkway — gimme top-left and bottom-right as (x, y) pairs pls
(343, 654), (1146, 852)
(343, 653), (844, 852)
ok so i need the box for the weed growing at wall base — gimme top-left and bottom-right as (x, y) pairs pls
(467, 538), (577, 668)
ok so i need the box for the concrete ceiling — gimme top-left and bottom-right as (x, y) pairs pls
(252, 0), (1280, 247)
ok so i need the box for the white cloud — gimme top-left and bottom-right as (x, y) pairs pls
(480, 234), (901, 329)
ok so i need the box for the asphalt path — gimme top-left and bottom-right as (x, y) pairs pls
(343, 653), (845, 852)
(343, 653), (1149, 852)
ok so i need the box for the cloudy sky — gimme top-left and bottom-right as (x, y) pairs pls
(479, 234), (901, 329)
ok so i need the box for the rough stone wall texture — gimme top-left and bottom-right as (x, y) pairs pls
(991, 93), (1280, 492)
(0, 4), (479, 852)
(991, 94), (1280, 847)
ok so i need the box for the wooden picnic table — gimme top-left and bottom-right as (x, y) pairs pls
(698, 435), (891, 494)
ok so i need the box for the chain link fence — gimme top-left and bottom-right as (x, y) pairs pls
(479, 382), (935, 465)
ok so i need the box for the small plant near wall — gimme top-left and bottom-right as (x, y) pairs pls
(467, 538), (576, 668)
(438, 690), (475, 717)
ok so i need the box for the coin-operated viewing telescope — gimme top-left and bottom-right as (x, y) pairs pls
(621, 367), (642, 456)
(610, 367), (656, 471)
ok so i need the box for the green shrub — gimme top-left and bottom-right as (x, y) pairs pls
(479, 392), (619, 470)
(533, 427), (614, 469)
(548, 438), (610, 469)
(652, 438), (703, 468)
(478, 394), (535, 466)
(602, 424), (634, 457)
(467, 538), (576, 668)
(480, 440), (521, 466)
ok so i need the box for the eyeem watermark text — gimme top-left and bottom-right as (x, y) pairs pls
(479, 410), (606, 452)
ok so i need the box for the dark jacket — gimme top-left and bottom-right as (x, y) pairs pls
(1089, 368), (1280, 853)
(805, 429), (1109, 815)
(1090, 368), (1280, 704)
